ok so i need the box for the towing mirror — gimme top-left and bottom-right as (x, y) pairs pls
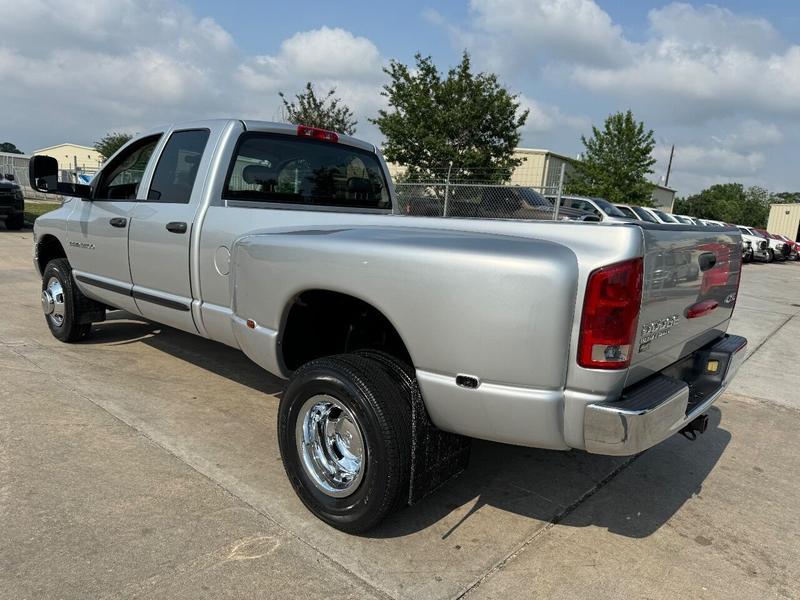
(29, 155), (92, 198)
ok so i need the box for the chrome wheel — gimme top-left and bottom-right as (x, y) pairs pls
(42, 276), (65, 327)
(296, 394), (366, 498)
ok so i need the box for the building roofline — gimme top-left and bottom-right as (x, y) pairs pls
(33, 143), (97, 153)
(514, 147), (575, 162)
(0, 151), (32, 159)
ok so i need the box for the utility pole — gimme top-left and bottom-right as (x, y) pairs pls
(664, 145), (675, 188)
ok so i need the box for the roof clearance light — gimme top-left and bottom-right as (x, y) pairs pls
(297, 125), (339, 143)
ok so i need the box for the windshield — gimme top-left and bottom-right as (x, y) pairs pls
(615, 205), (637, 218)
(631, 206), (659, 223)
(675, 215), (694, 224)
(592, 197), (627, 217)
(652, 209), (679, 223)
(517, 187), (549, 207)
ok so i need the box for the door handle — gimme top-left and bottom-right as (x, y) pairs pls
(166, 221), (188, 234)
(109, 217), (127, 228)
(699, 252), (717, 271)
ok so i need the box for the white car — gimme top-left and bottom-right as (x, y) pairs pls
(735, 225), (770, 262)
(615, 204), (680, 225)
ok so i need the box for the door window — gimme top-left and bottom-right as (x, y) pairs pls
(94, 135), (161, 200)
(147, 129), (210, 203)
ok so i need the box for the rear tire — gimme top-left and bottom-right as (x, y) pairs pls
(278, 354), (412, 533)
(41, 259), (95, 342)
(5, 213), (23, 230)
(767, 249), (775, 263)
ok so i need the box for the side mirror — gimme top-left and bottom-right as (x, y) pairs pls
(29, 155), (91, 198)
(581, 215), (602, 222)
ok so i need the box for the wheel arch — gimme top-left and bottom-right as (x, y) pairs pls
(35, 234), (68, 275)
(278, 288), (414, 374)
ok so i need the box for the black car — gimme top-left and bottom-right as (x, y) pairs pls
(0, 175), (24, 230)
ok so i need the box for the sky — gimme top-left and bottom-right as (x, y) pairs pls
(1, 0), (799, 195)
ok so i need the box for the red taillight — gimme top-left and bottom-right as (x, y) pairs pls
(297, 125), (339, 142)
(578, 258), (643, 369)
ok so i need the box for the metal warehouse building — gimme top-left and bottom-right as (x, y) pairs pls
(767, 204), (800, 241)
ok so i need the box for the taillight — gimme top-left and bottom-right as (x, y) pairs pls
(578, 258), (643, 369)
(297, 125), (339, 142)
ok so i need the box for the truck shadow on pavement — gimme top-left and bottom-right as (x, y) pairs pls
(84, 311), (730, 541)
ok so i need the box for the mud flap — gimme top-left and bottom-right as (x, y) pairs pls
(354, 349), (471, 505)
(408, 390), (471, 505)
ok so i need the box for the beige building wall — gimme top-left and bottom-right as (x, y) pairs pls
(32, 143), (104, 172)
(650, 185), (676, 211)
(767, 204), (800, 241)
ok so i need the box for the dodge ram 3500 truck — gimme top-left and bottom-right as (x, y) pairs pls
(30, 119), (747, 533)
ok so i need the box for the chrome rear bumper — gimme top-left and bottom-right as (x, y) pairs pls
(584, 334), (747, 456)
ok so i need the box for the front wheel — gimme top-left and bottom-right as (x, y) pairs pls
(278, 354), (412, 533)
(41, 259), (93, 342)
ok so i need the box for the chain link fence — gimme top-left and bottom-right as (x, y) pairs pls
(392, 163), (572, 221)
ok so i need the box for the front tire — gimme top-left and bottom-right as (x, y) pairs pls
(278, 354), (412, 533)
(41, 259), (93, 342)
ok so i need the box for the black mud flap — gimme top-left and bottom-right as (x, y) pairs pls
(354, 349), (471, 505)
(408, 391), (471, 505)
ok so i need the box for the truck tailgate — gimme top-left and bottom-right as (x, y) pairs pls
(626, 225), (742, 386)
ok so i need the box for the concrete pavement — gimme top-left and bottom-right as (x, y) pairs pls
(1, 229), (798, 599)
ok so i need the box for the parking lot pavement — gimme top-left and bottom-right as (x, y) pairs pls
(1, 229), (799, 600)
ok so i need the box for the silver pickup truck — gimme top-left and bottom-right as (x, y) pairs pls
(30, 119), (747, 532)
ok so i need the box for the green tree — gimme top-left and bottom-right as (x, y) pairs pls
(0, 142), (23, 154)
(673, 183), (775, 227)
(569, 110), (656, 205)
(94, 132), (133, 161)
(372, 52), (528, 182)
(279, 82), (357, 135)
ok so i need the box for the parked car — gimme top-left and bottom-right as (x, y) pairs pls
(773, 234), (800, 260)
(755, 228), (790, 261)
(735, 225), (771, 262)
(699, 219), (727, 228)
(29, 119), (747, 532)
(549, 195), (633, 222)
(614, 204), (663, 224)
(673, 214), (700, 225)
(0, 174), (25, 230)
(401, 186), (599, 221)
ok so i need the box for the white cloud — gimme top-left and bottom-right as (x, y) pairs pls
(0, 1), (388, 149)
(466, 0), (631, 72)
(715, 120), (784, 150)
(517, 95), (589, 134)
(647, 3), (782, 56)
(570, 3), (800, 122)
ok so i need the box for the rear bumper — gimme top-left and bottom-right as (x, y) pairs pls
(584, 334), (747, 455)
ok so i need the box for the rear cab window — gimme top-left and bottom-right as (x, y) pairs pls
(224, 133), (390, 211)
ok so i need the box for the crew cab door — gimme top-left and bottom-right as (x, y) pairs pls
(67, 135), (162, 314)
(127, 129), (210, 334)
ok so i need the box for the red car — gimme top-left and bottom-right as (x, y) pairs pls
(774, 234), (800, 260)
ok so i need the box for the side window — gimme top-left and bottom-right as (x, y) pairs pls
(147, 129), (210, 203)
(224, 133), (390, 210)
(94, 135), (160, 200)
